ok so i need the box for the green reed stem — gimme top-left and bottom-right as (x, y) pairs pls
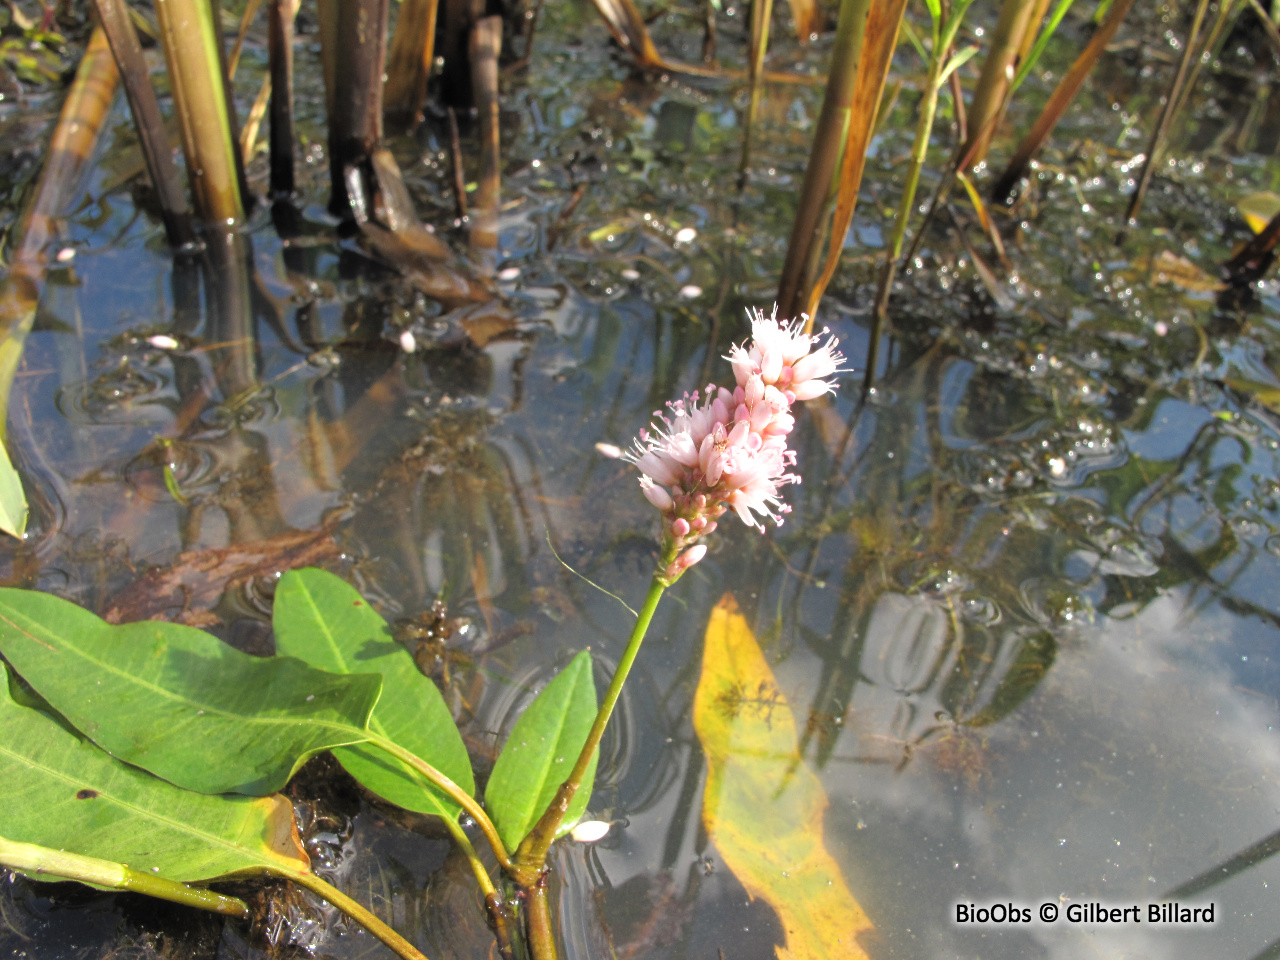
(0, 837), (248, 918)
(512, 576), (667, 881)
(866, 1), (973, 389)
(152, 0), (244, 226)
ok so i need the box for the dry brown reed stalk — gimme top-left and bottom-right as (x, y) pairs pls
(1226, 209), (1280, 282)
(239, 74), (271, 167)
(227, 0), (263, 78)
(1119, 0), (1211, 236)
(737, 0), (776, 186)
(991, 0), (1136, 205)
(804, 0), (909, 330)
(776, 0), (874, 321)
(152, 0), (245, 226)
(787, 0), (820, 42)
(93, 0), (196, 247)
(468, 15), (502, 276)
(385, 0), (441, 124)
(961, 0), (1040, 168)
(267, 0), (296, 196)
(321, 0), (389, 217)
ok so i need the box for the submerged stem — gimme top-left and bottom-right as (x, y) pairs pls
(291, 871), (430, 960)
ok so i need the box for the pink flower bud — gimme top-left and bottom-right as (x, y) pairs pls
(760, 345), (783, 384)
(692, 517), (707, 530)
(704, 521), (717, 534)
(745, 375), (765, 406)
(641, 478), (674, 511)
(672, 518), (691, 537)
(678, 544), (707, 568)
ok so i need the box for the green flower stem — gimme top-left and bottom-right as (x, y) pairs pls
(512, 576), (667, 881)
(0, 836), (248, 918)
(366, 734), (513, 871)
(292, 870), (430, 960)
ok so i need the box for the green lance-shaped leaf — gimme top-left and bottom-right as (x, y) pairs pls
(272, 568), (474, 820)
(0, 662), (313, 885)
(485, 651), (599, 853)
(0, 588), (382, 795)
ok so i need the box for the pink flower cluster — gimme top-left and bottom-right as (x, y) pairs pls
(628, 308), (844, 584)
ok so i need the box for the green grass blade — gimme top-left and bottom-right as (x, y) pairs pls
(0, 588), (382, 795)
(272, 568), (474, 820)
(1010, 0), (1078, 94)
(485, 651), (598, 853)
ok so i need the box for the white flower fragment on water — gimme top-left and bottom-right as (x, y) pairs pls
(570, 820), (611, 843)
(399, 331), (417, 353)
(674, 227), (697, 243)
(147, 335), (180, 351)
(595, 442), (623, 459)
(678, 285), (702, 299)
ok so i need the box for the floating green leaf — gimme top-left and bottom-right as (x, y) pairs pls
(0, 661), (313, 885)
(272, 568), (474, 820)
(485, 650), (598, 852)
(0, 588), (382, 795)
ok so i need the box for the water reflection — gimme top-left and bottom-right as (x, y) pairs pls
(6, 8), (1280, 960)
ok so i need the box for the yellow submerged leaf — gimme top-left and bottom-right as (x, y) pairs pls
(693, 594), (874, 960)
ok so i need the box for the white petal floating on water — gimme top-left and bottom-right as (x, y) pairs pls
(594, 442), (623, 459)
(678, 285), (702, 299)
(147, 335), (180, 351)
(675, 227), (697, 243)
(621, 268), (640, 280)
(55, 247), (76, 262)
(399, 331), (417, 353)
(570, 820), (611, 843)
(498, 266), (521, 281)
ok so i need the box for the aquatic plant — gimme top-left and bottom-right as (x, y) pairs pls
(0, 307), (839, 960)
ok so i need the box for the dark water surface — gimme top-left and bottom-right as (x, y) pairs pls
(4, 2), (1280, 959)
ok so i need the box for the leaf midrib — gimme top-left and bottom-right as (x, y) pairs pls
(514, 666), (583, 837)
(0, 607), (367, 737)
